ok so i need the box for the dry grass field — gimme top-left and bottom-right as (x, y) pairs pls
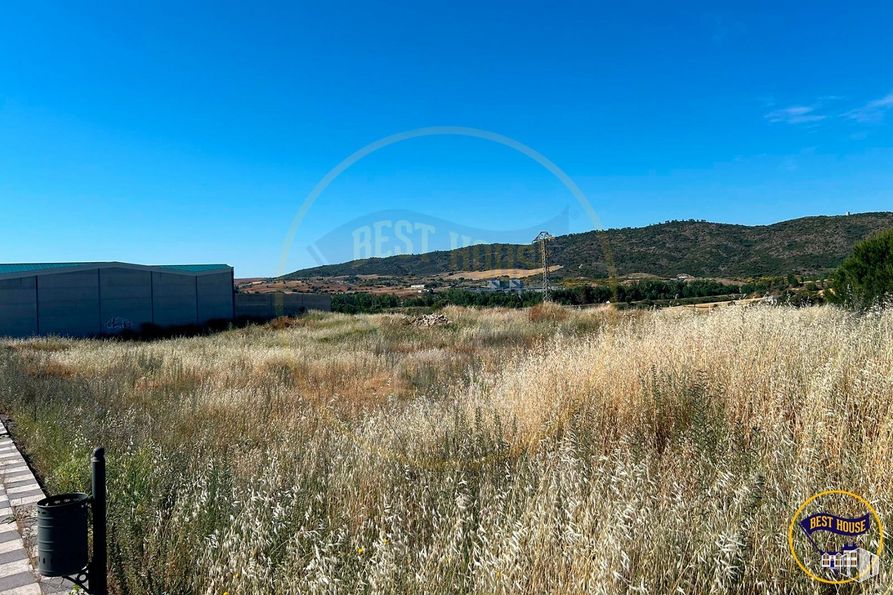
(0, 304), (891, 593)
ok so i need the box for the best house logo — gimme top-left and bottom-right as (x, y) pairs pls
(277, 126), (615, 279)
(305, 208), (569, 269)
(788, 490), (884, 584)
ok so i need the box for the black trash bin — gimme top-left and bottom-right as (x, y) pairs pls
(36, 492), (90, 577)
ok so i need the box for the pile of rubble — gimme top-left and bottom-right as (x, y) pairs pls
(410, 313), (452, 327)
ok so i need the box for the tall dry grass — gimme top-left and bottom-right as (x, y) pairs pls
(0, 305), (890, 593)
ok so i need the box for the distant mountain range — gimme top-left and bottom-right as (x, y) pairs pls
(283, 212), (893, 280)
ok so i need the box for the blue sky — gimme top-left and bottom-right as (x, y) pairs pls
(1, 1), (892, 276)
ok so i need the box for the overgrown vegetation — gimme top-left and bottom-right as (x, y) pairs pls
(552, 278), (741, 305)
(828, 228), (893, 309)
(0, 305), (891, 593)
(335, 279), (752, 314)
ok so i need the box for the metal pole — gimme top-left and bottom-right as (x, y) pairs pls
(90, 448), (107, 595)
(532, 231), (554, 303)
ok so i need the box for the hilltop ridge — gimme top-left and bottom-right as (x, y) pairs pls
(282, 212), (893, 280)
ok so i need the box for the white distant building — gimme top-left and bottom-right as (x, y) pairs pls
(482, 279), (524, 292)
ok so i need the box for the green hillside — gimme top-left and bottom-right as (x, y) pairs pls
(283, 212), (893, 279)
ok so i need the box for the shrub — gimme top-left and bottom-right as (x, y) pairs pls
(828, 228), (893, 309)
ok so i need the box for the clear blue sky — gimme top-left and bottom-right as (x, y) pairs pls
(1, 1), (892, 276)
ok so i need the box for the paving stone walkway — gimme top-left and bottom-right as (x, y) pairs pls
(0, 427), (69, 594)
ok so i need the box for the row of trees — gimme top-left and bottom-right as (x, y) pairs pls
(333, 288), (543, 313)
(334, 279), (745, 314)
(552, 279), (742, 305)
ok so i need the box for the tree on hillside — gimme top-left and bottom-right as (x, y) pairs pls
(828, 228), (893, 309)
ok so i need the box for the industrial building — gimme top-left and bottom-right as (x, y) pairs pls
(0, 262), (236, 337)
(0, 262), (333, 338)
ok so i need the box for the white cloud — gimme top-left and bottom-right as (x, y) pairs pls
(844, 92), (893, 123)
(764, 105), (826, 125)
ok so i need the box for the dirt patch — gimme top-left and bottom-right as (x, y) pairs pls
(22, 360), (79, 380)
(442, 265), (563, 280)
(528, 302), (569, 322)
(410, 313), (452, 327)
(7, 340), (72, 353)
